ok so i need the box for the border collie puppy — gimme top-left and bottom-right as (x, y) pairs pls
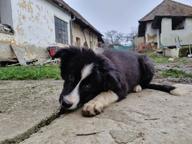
(54, 47), (175, 116)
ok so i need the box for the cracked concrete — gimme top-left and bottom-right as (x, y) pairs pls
(0, 80), (62, 144)
(0, 81), (192, 144)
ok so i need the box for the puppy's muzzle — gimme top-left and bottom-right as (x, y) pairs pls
(61, 98), (73, 109)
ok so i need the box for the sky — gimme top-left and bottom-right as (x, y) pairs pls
(64, 0), (192, 34)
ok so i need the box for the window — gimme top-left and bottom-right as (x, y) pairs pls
(0, 0), (13, 29)
(172, 17), (185, 30)
(55, 16), (68, 44)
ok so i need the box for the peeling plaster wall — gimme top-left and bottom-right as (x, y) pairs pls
(145, 22), (158, 43)
(11, 0), (71, 48)
(0, 33), (14, 42)
(72, 23), (99, 48)
(161, 18), (192, 47)
(133, 36), (144, 48)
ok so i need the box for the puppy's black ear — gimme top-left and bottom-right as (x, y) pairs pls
(104, 70), (121, 91)
(98, 63), (120, 90)
(52, 49), (63, 59)
(53, 48), (75, 59)
(53, 48), (80, 80)
(53, 48), (81, 63)
(104, 70), (127, 100)
(98, 58), (126, 99)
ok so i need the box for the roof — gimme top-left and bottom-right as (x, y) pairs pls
(49, 0), (103, 38)
(139, 0), (192, 22)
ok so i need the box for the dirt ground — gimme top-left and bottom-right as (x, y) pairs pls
(154, 58), (192, 84)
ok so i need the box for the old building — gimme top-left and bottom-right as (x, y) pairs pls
(52, 0), (103, 48)
(136, 0), (192, 53)
(0, 0), (103, 64)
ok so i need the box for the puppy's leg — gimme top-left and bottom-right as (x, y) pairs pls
(133, 85), (142, 93)
(82, 91), (118, 117)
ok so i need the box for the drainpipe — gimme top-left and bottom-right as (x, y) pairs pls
(157, 29), (160, 49)
(81, 26), (89, 48)
(70, 16), (76, 46)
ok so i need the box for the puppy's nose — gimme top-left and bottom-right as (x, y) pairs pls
(61, 98), (73, 109)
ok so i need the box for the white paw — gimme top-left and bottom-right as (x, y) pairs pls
(82, 101), (104, 117)
(170, 84), (192, 96)
(134, 85), (142, 93)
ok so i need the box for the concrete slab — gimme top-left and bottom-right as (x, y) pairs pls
(0, 80), (62, 144)
(19, 84), (192, 144)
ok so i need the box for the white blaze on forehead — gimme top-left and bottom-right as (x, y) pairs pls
(81, 64), (94, 80)
(63, 63), (94, 110)
(92, 48), (104, 55)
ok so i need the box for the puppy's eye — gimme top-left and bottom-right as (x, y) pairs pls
(68, 75), (74, 82)
(83, 84), (91, 90)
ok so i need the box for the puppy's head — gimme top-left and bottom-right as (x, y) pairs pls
(54, 47), (120, 110)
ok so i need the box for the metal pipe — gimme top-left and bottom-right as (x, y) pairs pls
(70, 16), (76, 45)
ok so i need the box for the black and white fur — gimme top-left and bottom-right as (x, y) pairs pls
(54, 47), (175, 116)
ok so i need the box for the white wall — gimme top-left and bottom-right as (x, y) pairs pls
(10, 0), (71, 48)
(161, 18), (192, 47)
(0, 0), (13, 26)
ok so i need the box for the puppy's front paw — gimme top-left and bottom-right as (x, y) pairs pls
(82, 101), (104, 117)
(134, 85), (142, 93)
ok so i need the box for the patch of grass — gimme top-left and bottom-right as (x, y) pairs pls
(0, 65), (61, 80)
(146, 51), (191, 64)
(160, 69), (192, 78)
(146, 52), (169, 64)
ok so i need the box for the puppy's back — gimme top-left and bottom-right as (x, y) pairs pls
(102, 50), (142, 91)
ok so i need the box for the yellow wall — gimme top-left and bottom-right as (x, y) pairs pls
(72, 23), (99, 48)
